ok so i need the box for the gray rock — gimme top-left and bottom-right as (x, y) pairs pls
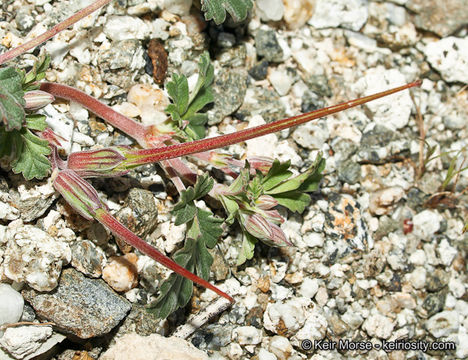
(249, 60), (269, 81)
(217, 45), (247, 67)
(9, 182), (57, 223)
(116, 304), (167, 337)
(115, 188), (159, 239)
(207, 68), (248, 125)
(71, 240), (106, 278)
(407, 0), (468, 38)
(337, 160), (361, 185)
(217, 32), (236, 48)
(426, 268), (449, 292)
(255, 29), (284, 63)
(22, 268), (131, 339)
(98, 39), (146, 90)
(357, 124), (409, 164)
(422, 291), (447, 317)
(302, 74), (332, 98)
(236, 88), (286, 123)
(15, 10), (34, 32)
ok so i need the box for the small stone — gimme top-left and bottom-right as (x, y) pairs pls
(163, 0), (192, 16)
(412, 210), (442, 239)
(258, 349), (277, 360)
(337, 160), (361, 185)
(101, 333), (208, 360)
(422, 291), (447, 317)
(299, 278), (319, 299)
(292, 308), (327, 343)
(409, 249), (426, 266)
(22, 268), (131, 339)
(71, 240), (106, 278)
(352, 67), (413, 130)
(408, 266), (426, 289)
(255, 30), (284, 63)
(98, 39), (145, 72)
(208, 68), (248, 125)
(1, 220), (71, 292)
(249, 60), (269, 80)
(115, 188), (159, 252)
(437, 238), (458, 266)
(268, 68), (292, 96)
(268, 336), (292, 360)
(103, 16), (151, 41)
(263, 299), (309, 336)
(309, 0), (369, 31)
(102, 253), (139, 293)
(232, 326), (262, 345)
(424, 37), (468, 84)
(425, 311), (459, 338)
(127, 84), (169, 126)
(369, 187), (405, 215)
(0, 325), (59, 360)
(292, 121), (329, 150)
(256, 0), (284, 21)
(426, 269), (449, 292)
(407, 0), (468, 38)
(449, 277), (466, 298)
(0, 283), (24, 326)
(362, 313), (395, 339)
(283, 0), (315, 29)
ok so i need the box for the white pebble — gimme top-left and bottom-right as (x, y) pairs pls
(409, 249), (426, 266)
(0, 284), (24, 326)
(256, 0), (284, 21)
(412, 210), (442, 239)
(233, 326), (262, 345)
(258, 348), (277, 360)
(424, 37), (468, 84)
(362, 312), (395, 339)
(268, 69), (292, 96)
(299, 278), (319, 299)
(426, 311), (459, 338)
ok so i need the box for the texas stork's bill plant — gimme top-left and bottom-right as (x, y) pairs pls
(0, 0), (421, 318)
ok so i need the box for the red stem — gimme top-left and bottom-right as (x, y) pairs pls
(0, 0), (112, 65)
(40, 82), (151, 146)
(96, 209), (233, 302)
(130, 81), (423, 163)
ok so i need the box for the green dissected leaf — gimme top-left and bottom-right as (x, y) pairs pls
(165, 52), (214, 140)
(11, 128), (51, 180)
(0, 67), (26, 131)
(261, 160), (292, 191)
(237, 232), (257, 265)
(201, 0), (253, 25)
(149, 174), (224, 318)
(21, 54), (51, 91)
(266, 154), (325, 194)
(25, 114), (48, 131)
(166, 74), (189, 116)
(274, 191), (311, 213)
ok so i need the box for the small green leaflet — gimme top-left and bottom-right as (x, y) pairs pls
(0, 123), (51, 180)
(201, 0), (253, 25)
(18, 54), (51, 91)
(165, 52), (214, 140)
(149, 174), (224, 318)
(0, 67), (26, 131)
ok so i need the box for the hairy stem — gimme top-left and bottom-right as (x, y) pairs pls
(96, 209), (233, 302)
(124, 81), (423, 164)
(0, 0), (112, 65)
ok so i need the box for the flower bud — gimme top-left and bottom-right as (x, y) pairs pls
(244, 213), (291, 247)
(53, 169), (105, 220)
(262, 209), (285, 224)
(244, 213), (273, 240)
(247, 156), (274, 174)
(255, 195), (278, 210)
(23, 90), (54, 110)
(66, 147), (129, 177)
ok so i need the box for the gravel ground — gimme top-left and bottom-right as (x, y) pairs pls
(0, 0), (467, 359)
